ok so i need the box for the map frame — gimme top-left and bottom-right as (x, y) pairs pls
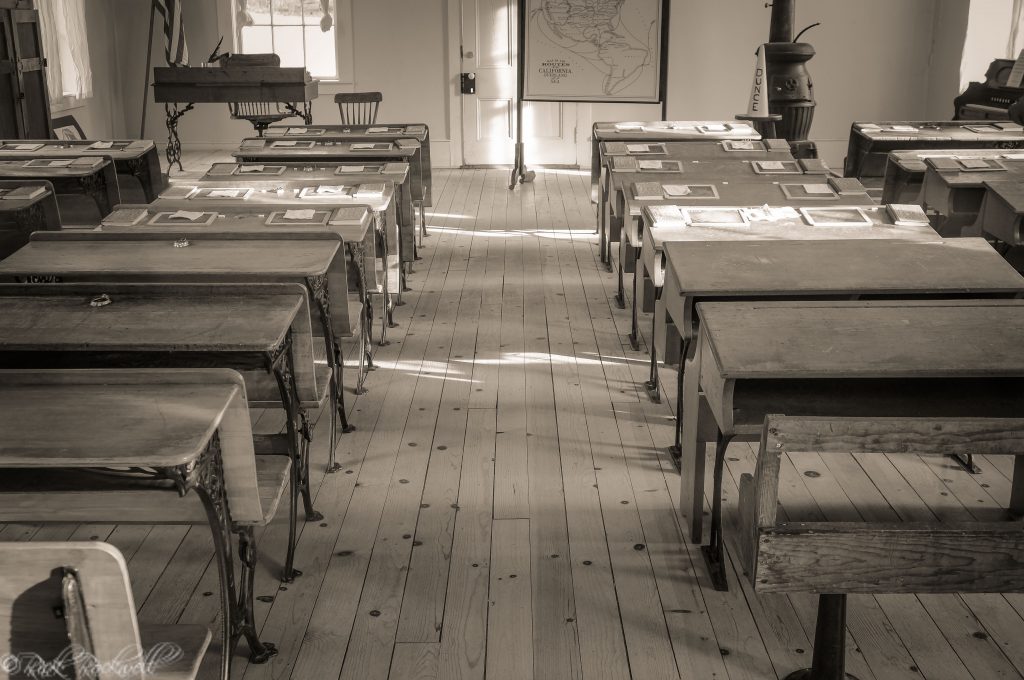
(520, 0), (670, 104)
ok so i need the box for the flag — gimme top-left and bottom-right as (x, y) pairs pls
(154, 0), (189, 66)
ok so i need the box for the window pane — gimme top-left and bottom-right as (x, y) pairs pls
(247, 0), (271, 23)
(304, 25), (336, 79)
(273, 26), (305, 67)
(270, 0), (303, 25)
(240, 25), (274, 54)
(301, 0), (332, 24)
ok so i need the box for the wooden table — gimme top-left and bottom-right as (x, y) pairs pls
(0, 282), (321, 581)
(0, 157), (119, 219)
(0, 230), (360, 442)
(0, 368), (283, 678)
(880, 148), (1020, 204)
(265, 123), (432, 208)
(683, 299), (1024, 589)
(0, 139), (164, 200)
(234, 137), (429, 241)
(591, 121), (761, 198)
(0, 179), (60, 261)
(598, 138), (794, 266)
(844, 121), (1024, 179)
(630, 199), (929, 387)
(203, 160), (416, 263)
(920, 155), (1024, 234)
(152, 178), (398, 339)
(617, 177), (873, 338)
(975, 180), (1024, 247)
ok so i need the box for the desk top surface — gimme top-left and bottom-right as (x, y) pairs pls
(265, 124), (428, 141)
(235, 139), (419, 158)
(0, 180), (53, 211)
(593, 121), (761, 141)
(0, 291), (302, 352)
(158, 179), (394, 212)
(853, 121), (1024, 142)
(204, 161), (410, 182)
(926, 157), (1024, 188)
(0, 375), (239, 467)
(0, 158), (109, 176)
(643, 205), (938, 247)
(698, 299), (1024, 379)
(986, 180), (1024, 215)
(602, 139), (791, 163)
(666, 238), (1024, 298)
(0, 139), (154, 159)
(0, 238), (339, 277)
(610, 160), (828, 190)
(624, 180), (871, 214)
(889, 148), (1024, 171)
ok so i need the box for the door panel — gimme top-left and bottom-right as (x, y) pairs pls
(461, 0), (576, 166)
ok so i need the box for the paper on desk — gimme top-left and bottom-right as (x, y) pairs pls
(701, 124), (728, 132)
(613, 122), (644, 130)
(285, 128), (307, 135)
(662, 185), (692, 197)
(208, 189), (241, 198)
(637, 160), (663, 170)
(728, 140), (756, 150)
(351, 143), (377, 150)
(367, 127), (389, 133)
(88, 141), (114, 149)
(1003, 153), (1024, 160)
(890, 125), (918, 132)
(284, 209), (316, 220)
(169, 210), (205, 221)
(272, 141), (298, 147)
(47, 159), (73, 167)
(767, 206), (800, 220)
(316, 185), (348, 194)
(337, 165), (365, 172)
(959, 158), (993, 169)
(12, 143), (43, 151)
(759, 161), (786, 170)
(626, 143), (650, 153)
(804, 184), (834, 195)
(238, 165), (265, 173)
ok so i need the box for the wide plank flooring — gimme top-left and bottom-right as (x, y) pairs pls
(9, 164), (1024, 680)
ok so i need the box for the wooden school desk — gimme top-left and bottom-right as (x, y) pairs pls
(204, 160), (417, 265)
(0, 231), (360, 461)
(152, 179), (399, 334)
(638, 203), (940, 401)
(0, 157), (119, 218)
(265, 123), (432, 210)
(683, 299), (1024, 590)
(598, 138), (794, 267)
(658, 237), (1024, 469)
(0, 368), (284, 678)
(880, 148), (1020, 204)
(0, 179), (60, 260)
(604, 153), (829, 271)
(919, 154), (1024, 234)
(0, 282), (320, 582)
(974, 180), (1024, 248)
(591, 120), (761, 199)
(618, 177), (874, 351)
(0, 139), (164, 200)
(234, 136), (428, 241)
(844, 120), (1024, 179)
(100, 203), (376, 383)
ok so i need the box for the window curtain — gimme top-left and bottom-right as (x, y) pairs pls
(37, 0), (93, 104)
(1011, 0), (1024, 57)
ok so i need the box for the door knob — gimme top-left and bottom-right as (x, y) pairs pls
(460, 73), (476, 95)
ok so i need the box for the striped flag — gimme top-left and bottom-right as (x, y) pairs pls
(154, 0), (189, 66)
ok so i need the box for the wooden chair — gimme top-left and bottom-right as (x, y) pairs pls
(738, 415), (1024, 680)
(334, 92), (382, 125)
(222, 54), (298, 136)
(0, 541), (210, 680)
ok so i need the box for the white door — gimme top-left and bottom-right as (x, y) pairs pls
(460, 0), (577, 166)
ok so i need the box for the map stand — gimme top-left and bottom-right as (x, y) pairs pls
(508, 96), (536, 189)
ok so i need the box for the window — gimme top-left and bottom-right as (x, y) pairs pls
(235, 0), (338, 80)
(37, 0), (92, 110)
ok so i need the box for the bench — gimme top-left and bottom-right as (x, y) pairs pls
(0, 541), (210, 680)
(0, 179), (60, 260)
(0, 157), (119, 220)
(0, 368), (290, 679)
(738, 415), (1024, 680)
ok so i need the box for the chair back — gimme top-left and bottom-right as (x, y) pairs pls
(334, 92), (382, 125)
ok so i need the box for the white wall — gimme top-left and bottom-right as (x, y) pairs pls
(92, 1), (971, 170)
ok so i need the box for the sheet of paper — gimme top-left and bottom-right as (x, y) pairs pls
(88, 141), (114, 149)
(337, 165), (365, 173)
(759, 161), (786, 170)
(208, 189), (242, 198)
(728, 140), (756, 150)
(959, 158), (993, 169)
(351, 143), (377, 150)
(613, 122), (644, 130)
(272, 141), (298, 147)
(169, 210), (205, 221)
(367, 127), (389, 133)
(1002, 153), (1024, 160)
(768, 207), (800, 220)
(284, 209), (316, 220)
(637, 160), (662, 170)
(804, 184), (834, 195)
(13, 143), (43, 151)
(47, 159), (73, 167)
(701, 124), (727, 132)
(662, 185), (692, 197)
(890, 125), (918, 132)
(316, 185), (347, 194)
(285, 128), (307, 135)
(238, 165), (265, 173)
(626, 143), (650, 153)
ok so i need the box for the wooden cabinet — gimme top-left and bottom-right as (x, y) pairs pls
(0, 1), (51, 139)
